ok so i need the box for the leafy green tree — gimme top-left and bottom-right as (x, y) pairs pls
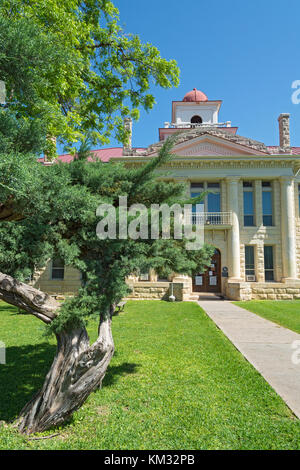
(0, 0), (179, 154)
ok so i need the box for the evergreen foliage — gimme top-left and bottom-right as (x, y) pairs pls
(0, 141), (214, 333)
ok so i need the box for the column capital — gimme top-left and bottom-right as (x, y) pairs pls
(279, 175), (294, 185)
(225, 176), (241, 183)
(174, 177), (189, 183)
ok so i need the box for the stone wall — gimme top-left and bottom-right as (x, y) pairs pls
(33, 261), (81, 296)
(224, 280), (252, 301)
(251, 283), (300, 300)
(126, 282), (184, 301)
(225, 280), (300, 300)
(238, 179), (283, 282)
(33, 261), (188, 301)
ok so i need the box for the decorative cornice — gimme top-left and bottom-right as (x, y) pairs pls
(123, 157), (299, 170)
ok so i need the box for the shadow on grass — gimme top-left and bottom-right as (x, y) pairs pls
(0, 343), (56, 422)
(103, 362), (140, 387)
(0, 341), (140, 422)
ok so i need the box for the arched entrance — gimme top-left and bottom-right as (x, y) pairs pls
(192, 248), (221, 293)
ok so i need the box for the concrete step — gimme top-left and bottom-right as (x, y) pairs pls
(189, 292), (225, 301)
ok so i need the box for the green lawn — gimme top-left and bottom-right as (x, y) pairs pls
(0, 299), (300, 450)
(234, 300), (300, 334)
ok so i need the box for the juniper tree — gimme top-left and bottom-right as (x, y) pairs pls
(0, 1), (214, 433)
(0, 140), (213, 433)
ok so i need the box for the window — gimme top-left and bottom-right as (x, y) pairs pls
(51, 258), (64, 280)
(190, 115), (202, 124)
(190, 182), (220, 223)
(262, 182), (273, 226)
(191, 183), (204, 223)
(243, 182), (255, 226)
(207, 183), (221, 212)
(191, 183), (204, 209)
(264, 246), (274, 281)
(245, 246), (255, 278)
(207, 183), (220, 223)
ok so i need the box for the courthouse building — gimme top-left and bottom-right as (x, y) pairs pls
(36, 88), (300, 301)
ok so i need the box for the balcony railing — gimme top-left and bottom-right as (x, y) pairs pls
(187, 212), (233, 226)
(164, 121), (232, 129)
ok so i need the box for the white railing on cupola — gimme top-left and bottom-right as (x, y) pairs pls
(164, 121), (232, 129)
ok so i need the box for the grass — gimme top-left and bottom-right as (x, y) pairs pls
(234, 300), (300, 334)
(0, 299), (300, 450)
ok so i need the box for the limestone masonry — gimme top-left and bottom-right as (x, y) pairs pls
(37, 88), (300, 301)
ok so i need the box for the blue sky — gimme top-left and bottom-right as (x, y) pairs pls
(60, 0), (300, 153)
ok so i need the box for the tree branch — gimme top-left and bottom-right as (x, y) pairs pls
(0, 272), (60, 324)
(0, 203), (23, 221)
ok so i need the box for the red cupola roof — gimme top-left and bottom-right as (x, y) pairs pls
(183, 88), (208, 102)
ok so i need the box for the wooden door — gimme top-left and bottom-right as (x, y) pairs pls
(192, 249), (221, 293)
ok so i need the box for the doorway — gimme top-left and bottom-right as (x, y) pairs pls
(192, 249), (221, 293)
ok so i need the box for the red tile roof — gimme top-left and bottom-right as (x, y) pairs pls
(37, 145), (300, 164)
(38, 147), (146, 164)
(267, 146), (300, 155)
(58, 147), (124, 163)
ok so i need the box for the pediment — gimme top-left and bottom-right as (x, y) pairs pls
(171, 135), (268, 156)
(147, 128), (270, 157)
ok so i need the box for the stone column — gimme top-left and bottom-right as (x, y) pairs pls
(149, 269), (157, 282)
(176, 178), (190, 198)
(280, 176), (297, 280)
(226, 177), (241, 280)
(171, 178), (193, 297)
(171, 274), (192, 300)
(256, 243), (265, 283)
(254, 180), (262, 226)
(221, 179), (227, 212)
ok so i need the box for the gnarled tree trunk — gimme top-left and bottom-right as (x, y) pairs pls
(15, 316), (114, 434)
(0, 271), (114, 434)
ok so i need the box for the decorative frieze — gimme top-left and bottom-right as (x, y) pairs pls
(124, 158), (299, 171)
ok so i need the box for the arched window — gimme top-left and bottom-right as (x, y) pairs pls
(190, 115), (202, 124)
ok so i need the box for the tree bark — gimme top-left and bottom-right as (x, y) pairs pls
(14, 315), (114, 434)
(0, 272), (60, 323)
(0, 271), (114, 434)
(0, 199), (23, 222)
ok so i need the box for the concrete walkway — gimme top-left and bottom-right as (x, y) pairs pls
(198, 300), (300, 419)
